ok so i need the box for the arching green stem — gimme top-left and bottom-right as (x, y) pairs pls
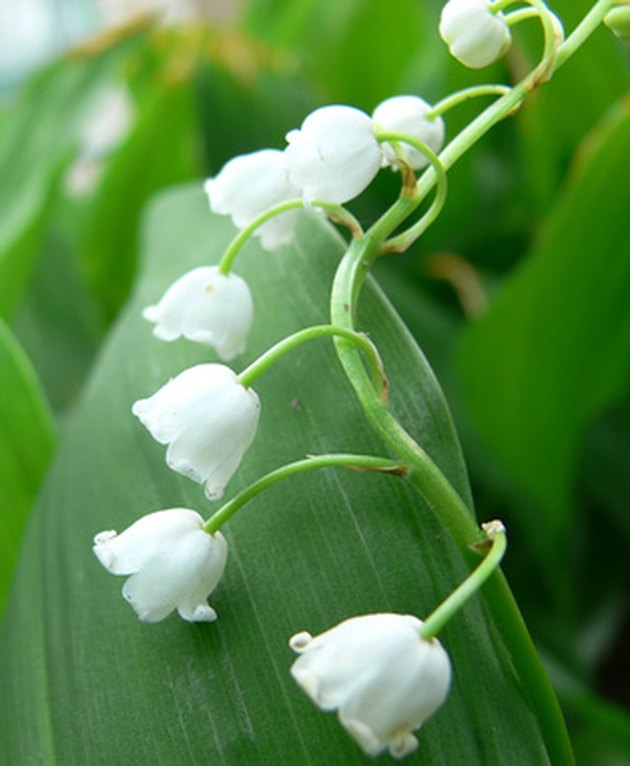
(427, 85), (511, 118)
(238, 324), (386, 396)
(373, 130), (448, 253)
(505, 7), (541, 25)
(203, 454), (405, 533)
(217, 199), (363, 275)
(420, 521), (507, 640)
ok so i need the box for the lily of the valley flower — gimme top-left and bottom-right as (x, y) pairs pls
(205, 149), (301, 251)
(142, 266), (253, 360)
(132, 364), (260, 499)
(93, 509), (227, 623)
(439, 0), (511, 69)
(290, 613), (451, 759)
(372, 95), (445, 170)
(284, 105), (382, 204)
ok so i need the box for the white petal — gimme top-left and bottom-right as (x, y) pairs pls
(372, 95), (445, 170)
(439, 0), (511, 69)
(93, 509), (204, 575)
(133, 364), (260, 498)
(284, 105), (382, 204)
(142, 266), (254, 360)
(289, 613), (451, 757)
(205, 149), (301, 250)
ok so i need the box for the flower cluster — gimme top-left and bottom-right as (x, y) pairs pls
(88, 1), (543, 744)
(205, 96), (446, 252)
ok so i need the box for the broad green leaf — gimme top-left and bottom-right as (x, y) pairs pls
(0, 28), (145, 320)
(0, 319), (55, 612)
(0, 186), (557, 764)
(457, 109), (630, 567)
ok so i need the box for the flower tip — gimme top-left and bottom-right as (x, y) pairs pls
(204, 483), (225, 501)
(178, 604), (218, 622)
(289, 631), (313, 653)
(93, 530), (117, 568)
(389, 732), (419, 760)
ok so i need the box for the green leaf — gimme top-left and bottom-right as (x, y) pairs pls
(456, 109), (630, 567)
(0, 319), (55, 613)
(0, 186), (556, 763)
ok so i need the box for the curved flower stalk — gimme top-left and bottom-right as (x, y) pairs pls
(205, 148), (302, 251)
(143, 266), (254, 360)
(372, 96), (445, 170)
(439, 0), (512, 69)
(290, 614), (451, 759)
(284, 105), (383, 203)
(132, 364), (260, 500)
(93, 509), (228, 623)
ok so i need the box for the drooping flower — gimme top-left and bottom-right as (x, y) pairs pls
(132, 364), (260, 500)
(289, 613), (451, 759)
(284, 105), (383, 204)
(142, 266), (253, 360)
(204, 148), (301, 251)
(93, 509), (228, 623)
(439, 0), (511, 69)
(372, 95), (445, 170)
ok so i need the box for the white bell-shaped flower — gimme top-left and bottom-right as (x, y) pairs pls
(93, 509), (228, 623)
(372, 95), (445, 170)
(284, 105), (383, 204)
(290, 613), (451, 759)
(439, 0), (511, 69)
(142, 266), (253, 360)
(132, 364), (260, 500)
(204, 149), (301, 251)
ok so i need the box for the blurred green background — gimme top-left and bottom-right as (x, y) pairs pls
(1, 0), (629, 763)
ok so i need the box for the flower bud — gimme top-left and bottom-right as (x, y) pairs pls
(439, 0), (511, 69)
(93, 509), (228, 623)
(205, 149), (301, 251)
(290, 613), (451, 758)
(132, 364), (260, 499)
(142, 266), (253, 360)
(284, 105), (383, 204)
(372, 95), (445, 170)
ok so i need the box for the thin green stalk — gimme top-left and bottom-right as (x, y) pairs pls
(372, 130), (448, 253)
(218, 200), (363, 275)
(203, 454), (405, 533)
(505, 7), (541, 25)
(420, 522), (507, 640)
(238, 324), (386, 395)
(427, 85), (511, 118)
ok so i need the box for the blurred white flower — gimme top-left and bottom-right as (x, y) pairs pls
(65, 85), (133, 194)
(93, 509), (227, 623)
(290, 613), (451, 759)
(284, 105), (382, 204)
(143, 266), (253, 360)
(372, 95), (445, 170)
(132, 364), (260, 499)
(205, 149), (301, 251)
(439, 0), (511, 69)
